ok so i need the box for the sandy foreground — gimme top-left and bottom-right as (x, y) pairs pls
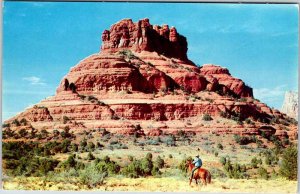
(3, 177), (298, 193)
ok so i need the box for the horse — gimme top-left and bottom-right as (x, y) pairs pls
(186, 160), (211, 186)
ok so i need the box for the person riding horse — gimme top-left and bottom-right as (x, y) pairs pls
(190, 155), (202, 180)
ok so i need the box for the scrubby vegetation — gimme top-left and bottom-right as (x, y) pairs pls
(279, 146), (297, 180)
(202, 113), (213, 121)
(122, 153), (163, 178)
(2, 129), (298, 191)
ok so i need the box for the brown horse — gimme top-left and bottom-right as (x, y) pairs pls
(186, 160), (211, 186)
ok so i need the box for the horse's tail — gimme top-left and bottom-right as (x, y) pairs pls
(206, 171), (211, 184)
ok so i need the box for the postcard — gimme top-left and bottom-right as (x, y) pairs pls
(1, 1), (298, 193)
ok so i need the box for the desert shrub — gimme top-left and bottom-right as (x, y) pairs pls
(202, 113), (213, 121)
(108, 141), (128, 150)
(245, 118), (253, 124)
(60, 139), (71, 153)
(12, 119), (20, 126)
(220, 157), (227, 165)
(20, 118), (28, 126)
(279, 146), (297, 180)
(217, 143), (224, 150)
(59, 154), (77, 169)
(2, 123), (10, 128)
(155, 156), (165, 168)
(18, 128), (28, 138)
(177, 130), (186, 137)
(3, 141), (35, 160)
(71, 143), (78, 152)
(96, 142), (104, 149)
(219, 111), (229, 118)
(10, 156), (59, 177)
(122, 153), (161, 178)
(165, 135), (176, 147)
(250, 157), (260, 168)
(233, 134), (257, 145)
(222, 158), (248, 179)
(121, 159), (142, 178)
(178, 156), (192, 174)
(118, 49), (138, 60)
(2, 129), (11, 139)
(92, 155), (120, 176)
(262, 150), (279, 166)
(80, 139), (88, 151)
(63, 116), (70, 124)
(128, 155), (134, 162)
(88, 142), (95, 151)
(269, 135), (282, 148)
(87, 152), (95, 160)
(258, 167), (269, 180)
(53, 129), (60, 137)
(79, 164), (107, 188)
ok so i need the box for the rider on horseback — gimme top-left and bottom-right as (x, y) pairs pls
(190, 155), (202, 180)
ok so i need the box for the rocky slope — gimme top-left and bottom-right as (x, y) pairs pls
(3, 18), (297, 140)
(281, 91), (298, 121)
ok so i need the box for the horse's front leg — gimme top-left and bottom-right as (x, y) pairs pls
(189, 178), (192, 186)
(195, 179), (198, 185)
(202, 178), (207, 186)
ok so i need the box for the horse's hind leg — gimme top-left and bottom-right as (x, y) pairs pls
(195, 179), (198, 185)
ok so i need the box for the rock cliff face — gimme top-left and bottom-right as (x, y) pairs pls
(3, 18), (297, 140)
(281, 91), (298, 120)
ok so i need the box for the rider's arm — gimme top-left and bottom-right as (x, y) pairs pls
(192, 158), (197, 164)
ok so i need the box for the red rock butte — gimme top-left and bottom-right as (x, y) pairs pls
(4, 18), (297, 140)
(101, 18), (188, 60)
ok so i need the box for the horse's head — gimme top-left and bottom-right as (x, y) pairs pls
(185, 159), (193, 172)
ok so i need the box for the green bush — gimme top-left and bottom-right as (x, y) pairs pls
(2, 123), (10, 128)
(94, 156), (120, 175)
(122, 153), (162, 178)
(220, 157), (227, 165)
(18, 129), (28, 138)
(202, 114), (213, 121)
(250, 157), (260, 168)
(222, 158), (248, 179)
(155, 156), (165, 168)
(87, 152), (95, 160)
(12, 119), (20, 126)
(71, 143), (78, 152)
(20, 118), (28, 126)
(79, 164), (107, 188)
(279, 146), (297, 180)
(88, 142), (95, 151)
(63, 116), (70, 124)
(80, 139), (88, 151)
(233, 134), (256, 145)
(165, 135), (176, 147)
(178, 156), (192, 174)
(11, 156), (59, 177)
(217, 143), (224, 150)
(258, 167), (269, 180)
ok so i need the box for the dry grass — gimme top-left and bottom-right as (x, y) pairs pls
(3, 176), (297, 193)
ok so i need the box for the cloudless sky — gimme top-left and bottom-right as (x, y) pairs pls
(2, 2), (299, 121)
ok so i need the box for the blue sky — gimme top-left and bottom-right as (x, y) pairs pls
(2, 2), (298, 121)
